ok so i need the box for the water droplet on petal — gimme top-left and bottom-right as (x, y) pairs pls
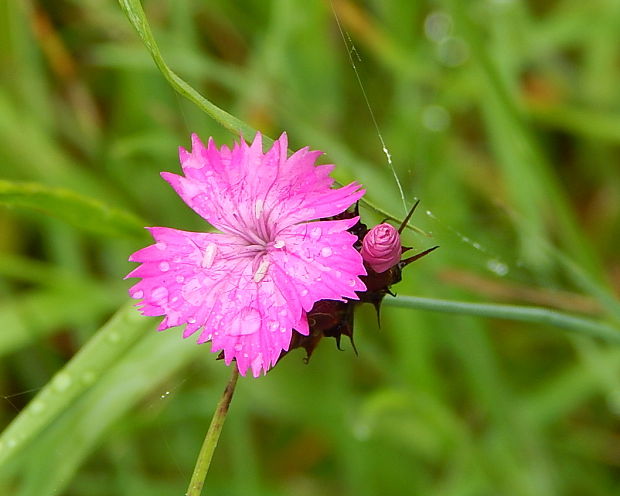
(176, 275), (185, 283)
(229, 307), (262, 336)
(156, 242), (167, 250)
(310, 227), (322, 239)
(201, 243), (217, 269)
(152, 287), (168, 302)
(188, 317), (196, 324)
(159, 261), (170, 272)
(300, 289), (308, 296)
(348, 279), (357, 287)
(321, 247), (332, 257)
(133, 290), (144, 299)
(273, 239), (285, 249)
(253, 257), (271, 283)
(269, 322), (279, 332)
(234, 343), (243, 352)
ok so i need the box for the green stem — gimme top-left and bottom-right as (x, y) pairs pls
(186, 367), (240, 496)
(386, 296), (620, 344)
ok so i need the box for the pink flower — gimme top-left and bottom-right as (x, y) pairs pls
(126, 132), (366, 377)
(360, 223), (401, 273)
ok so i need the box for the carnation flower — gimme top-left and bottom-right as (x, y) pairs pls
(360, 223), (401, 273)
(126, 132), (367, 377)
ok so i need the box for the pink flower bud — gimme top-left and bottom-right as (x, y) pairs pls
(361, 223), (401, 273)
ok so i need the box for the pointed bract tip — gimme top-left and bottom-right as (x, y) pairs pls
(398, 199), (421, 234)
(399, 245), (439, 268)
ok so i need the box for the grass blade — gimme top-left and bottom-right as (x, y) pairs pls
(0, 180), (147, 240)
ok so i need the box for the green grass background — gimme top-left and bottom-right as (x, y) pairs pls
(1, 0), (620, 494)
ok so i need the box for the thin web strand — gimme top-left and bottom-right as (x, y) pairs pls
(329, 0), (408, 215)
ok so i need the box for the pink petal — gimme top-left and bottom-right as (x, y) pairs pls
(164, 132), (364, 237)
(269, 217), (367, 311)
(128, 227), (305, 377)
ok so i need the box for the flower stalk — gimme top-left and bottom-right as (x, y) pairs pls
(186, 367), (239, 496)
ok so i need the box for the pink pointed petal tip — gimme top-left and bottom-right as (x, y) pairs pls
(126, 132), (367, 377)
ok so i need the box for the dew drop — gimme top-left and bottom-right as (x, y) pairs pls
(269, 322), (279, 332)
(273, 239), (285, 249)
(279, 309), (288, 317)
(152, 287), (168, 302)
(280, 327), (287, 333)
(486, 259), (509, 276)
(53, 373), (72, 392)
(188, 317), (197, 324)
(234, 344), (243, 352)
(159, 261), (170, 272)
(243, 353), (249, 358)
(176, 275), (185, 283)
(229, 307), (262, 336)
(155, 242), (167, 250)
(320, 247), (333, 257)
(253, 257), (271, 283)
(348, 279), (357, 287)
(300, 289), (309, 296)
(133, 290), (144, 299)
(201, 243), (217, 269)
(310, 227), (322, 239)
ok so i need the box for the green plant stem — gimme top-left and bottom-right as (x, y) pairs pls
(116, 0), (427, 238)
(386, 296), (620, 344)
(187, 367), (240, 496)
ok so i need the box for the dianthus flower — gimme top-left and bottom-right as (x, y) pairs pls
(127, 133), (366, 377)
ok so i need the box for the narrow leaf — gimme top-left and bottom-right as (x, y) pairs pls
(0, 302), (153, 466)
(0, 180), (147, 239)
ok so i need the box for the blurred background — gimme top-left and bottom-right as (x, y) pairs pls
(1, 0), (620, 494)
